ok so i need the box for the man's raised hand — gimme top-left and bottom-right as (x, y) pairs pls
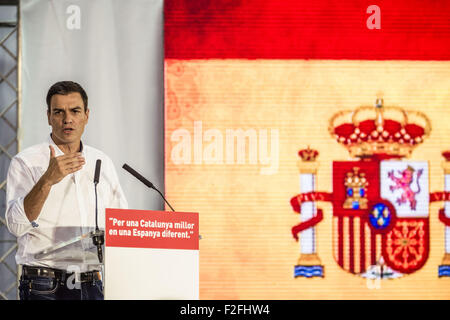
(43, 145), (85, 185)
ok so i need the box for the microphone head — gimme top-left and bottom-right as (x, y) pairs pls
(122, 163), (155, 189)
(94, 159), (102, 184)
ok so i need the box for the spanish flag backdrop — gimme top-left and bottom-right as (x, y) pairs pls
(164, 0), (450, 299)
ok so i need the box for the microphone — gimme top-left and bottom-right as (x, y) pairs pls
(94, 159), (102, 231)
(122, 163), (175, 212)
(92, 159), (104, 263)
(94, 159), (101, 184)
(122, 163), (203, 240)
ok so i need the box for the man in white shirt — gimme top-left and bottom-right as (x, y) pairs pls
(5, 81), (128, 300)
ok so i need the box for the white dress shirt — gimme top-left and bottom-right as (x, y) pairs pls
(5, 135), (128, 272)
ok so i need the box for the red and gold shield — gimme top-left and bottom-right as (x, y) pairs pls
(332, 160), (430, 275)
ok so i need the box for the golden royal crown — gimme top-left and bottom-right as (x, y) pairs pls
(298, 146), (319, 161)
(329, 99), (432, 159)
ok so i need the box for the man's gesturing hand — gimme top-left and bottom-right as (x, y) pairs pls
(43, 146), (86, 185)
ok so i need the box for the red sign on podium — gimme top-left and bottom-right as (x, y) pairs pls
(105, 208), (199, 250)
(104, 208), (199, 299)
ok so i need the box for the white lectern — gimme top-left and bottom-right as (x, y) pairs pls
(104, 208), (199, 300)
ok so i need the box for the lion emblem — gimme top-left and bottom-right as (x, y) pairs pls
(387, 165), (423, 210)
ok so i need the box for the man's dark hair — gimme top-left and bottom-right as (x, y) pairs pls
(46, 81), (88, 112)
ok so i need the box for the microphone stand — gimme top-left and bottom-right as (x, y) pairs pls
(122, 163), (176, 212)
(151, 186), (175, 212)
(122, 163), (202, 239)
(92, 160), (104, 263)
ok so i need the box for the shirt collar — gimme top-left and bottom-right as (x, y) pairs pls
(48, 134), (84, 155)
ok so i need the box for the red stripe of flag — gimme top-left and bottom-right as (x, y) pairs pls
(360, 219), (366, 273)
(165, 0), (450, 60)
(371, 229), (377, 265)
(338, 217), (344, 267)
(349, 218), (354, 273)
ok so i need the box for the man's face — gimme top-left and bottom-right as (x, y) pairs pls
(47, 92), (89, 145)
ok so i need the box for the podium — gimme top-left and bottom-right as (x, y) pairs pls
(104, 208), (199, 300)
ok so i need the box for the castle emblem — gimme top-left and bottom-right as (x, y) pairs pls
(290, 99), (450, 279)
(343, 167), (368, 210)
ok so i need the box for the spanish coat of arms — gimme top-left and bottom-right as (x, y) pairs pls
(290, 99), (450, 279)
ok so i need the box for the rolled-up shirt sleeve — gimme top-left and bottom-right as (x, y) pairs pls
(5, 156), (35, 237)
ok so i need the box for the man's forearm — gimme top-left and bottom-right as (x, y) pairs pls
(23, 175), (52, 222)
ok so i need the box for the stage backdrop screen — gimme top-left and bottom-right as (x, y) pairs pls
(164, 0), (450, 299)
